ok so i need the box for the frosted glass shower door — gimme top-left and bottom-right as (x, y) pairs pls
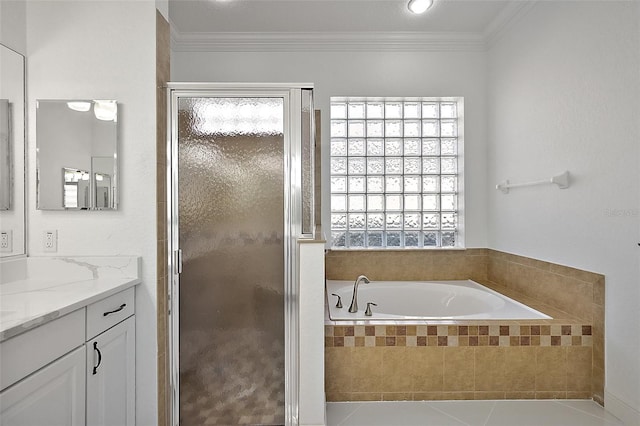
(177, 97), (285, 425)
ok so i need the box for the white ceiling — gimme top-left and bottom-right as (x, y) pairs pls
(168, 0), (512, 34)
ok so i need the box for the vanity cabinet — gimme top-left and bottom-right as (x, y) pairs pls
(86, 316), (135, 426)
(0, 346), (86, 425)
(0, 287), (135, 426)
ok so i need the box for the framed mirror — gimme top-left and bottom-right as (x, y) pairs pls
(36, 100), (118, 210)
(0, 43), (26, 257)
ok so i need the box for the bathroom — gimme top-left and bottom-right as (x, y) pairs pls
(0, 0), (638, 425)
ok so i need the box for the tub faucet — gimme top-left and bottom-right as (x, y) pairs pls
(348, 275), (370, 313)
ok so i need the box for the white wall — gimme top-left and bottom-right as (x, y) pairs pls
(26, 2), (158, 424)
(487, 1), (640, 422)
(0, 0), (26, 54)
(299, 241), (326, 426)
(172, 49), (489, 248)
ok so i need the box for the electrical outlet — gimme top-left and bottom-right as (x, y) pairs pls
(0, 230), (12, 253)
(43, 230), (57, 253)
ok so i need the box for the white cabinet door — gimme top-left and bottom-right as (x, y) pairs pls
(0, 346), (86, 426)
(86, 316), (135, 426)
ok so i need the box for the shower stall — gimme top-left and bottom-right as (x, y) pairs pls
(167, 84), (315, 426)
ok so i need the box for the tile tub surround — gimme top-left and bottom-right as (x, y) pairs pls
(325, 324), (593, 349)
(324, 249), (604, 404)
(325, 321), (594, 402)
(485, 250), (605, 404)
(325, 249), (489, 283)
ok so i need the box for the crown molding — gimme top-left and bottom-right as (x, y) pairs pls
(171, 29), (487, 52)
(169, 1), (538, 53)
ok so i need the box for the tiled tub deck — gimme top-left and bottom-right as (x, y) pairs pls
(325, 319), (595, 403)
(324, 249), (604, 405)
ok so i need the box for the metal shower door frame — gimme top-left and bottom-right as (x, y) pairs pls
(166, 83), (312, 426)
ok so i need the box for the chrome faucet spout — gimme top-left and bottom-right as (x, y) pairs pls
(348, 275), (370, 313)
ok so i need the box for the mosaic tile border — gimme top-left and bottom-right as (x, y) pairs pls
(325, 324), (592, 348)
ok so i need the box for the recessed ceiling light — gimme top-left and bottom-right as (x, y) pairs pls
(408, 0), (434, 14)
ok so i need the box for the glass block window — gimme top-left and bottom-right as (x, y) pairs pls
(330, 98), (462, 249)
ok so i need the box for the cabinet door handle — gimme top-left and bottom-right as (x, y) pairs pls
(92, 342), (102, 375)
(103, 303), (126, 317)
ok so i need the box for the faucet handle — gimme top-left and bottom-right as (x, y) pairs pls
(331, 293), (343, 309)
(365, 302), (377, 316)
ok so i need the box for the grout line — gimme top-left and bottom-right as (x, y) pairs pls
(426, 401), (475, 426)
(335, 402), (364, 426)
(482, 400), (498, 426)
(553, 400), (621, 424)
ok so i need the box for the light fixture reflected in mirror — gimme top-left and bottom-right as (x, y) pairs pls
(408, 0), (434, 14)
(67, 100), (117, 121)
(93, 100), (117, 122)
(67, 101), (91, 112)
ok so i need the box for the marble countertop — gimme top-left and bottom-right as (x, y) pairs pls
(0, 256), (141, 342)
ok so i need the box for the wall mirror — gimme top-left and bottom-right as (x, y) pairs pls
(36, 100), (118, 210)
(0, 43), (26, 257)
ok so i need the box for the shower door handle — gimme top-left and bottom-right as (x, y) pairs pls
(175, 249), (183, 274)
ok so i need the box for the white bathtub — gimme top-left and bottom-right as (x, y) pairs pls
(326, 279), (552, 321)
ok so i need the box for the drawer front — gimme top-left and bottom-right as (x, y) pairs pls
(86, 288), (134, 340)
(0, 309), (85, 391)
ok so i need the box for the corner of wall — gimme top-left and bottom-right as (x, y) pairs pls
(156, 8), (171, 426)
(605, 390), (640, 426)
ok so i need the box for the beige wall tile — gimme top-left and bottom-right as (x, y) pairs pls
(567, 346), (592, 393)
(592, 365), (605, 404)
(593, 277), (605, 306)
(347, 392), (382, 402)
(567, 346), (591, 374)
(474, 348), (506, 391)
(439, 392), (476, 400)
(412, 392), (449, 401)
(382, 347), (413, 392)
(548, 263), (601, 284)
(325, 347), (353, 393)
(567, 373), (592, 393)
(409, 347), (444, 392)
(536, 391), (567, 399)
(326, 392), (351, 402)
(567, 391), (592, 399)
(474, 391), (505, 400)
(504, 347), (536, 392)
(325, 250), (488, 282)
(469, 255), (489, 282)
(505, 391), (536, 399)
(443, 347), (475, 391)
(382, 393), (413, 401)
(535, 347), (567, 391)
(550, 277), (592, 321)
(351, 347), (383, 392)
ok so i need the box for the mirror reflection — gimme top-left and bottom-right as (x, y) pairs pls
(0, 99), (10, 210)
(37, 100), (118, 210)
(0, 43), (25, 257)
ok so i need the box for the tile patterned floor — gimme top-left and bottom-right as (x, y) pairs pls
(327, 400), (624, 426)
(179, 328), (285, 425)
